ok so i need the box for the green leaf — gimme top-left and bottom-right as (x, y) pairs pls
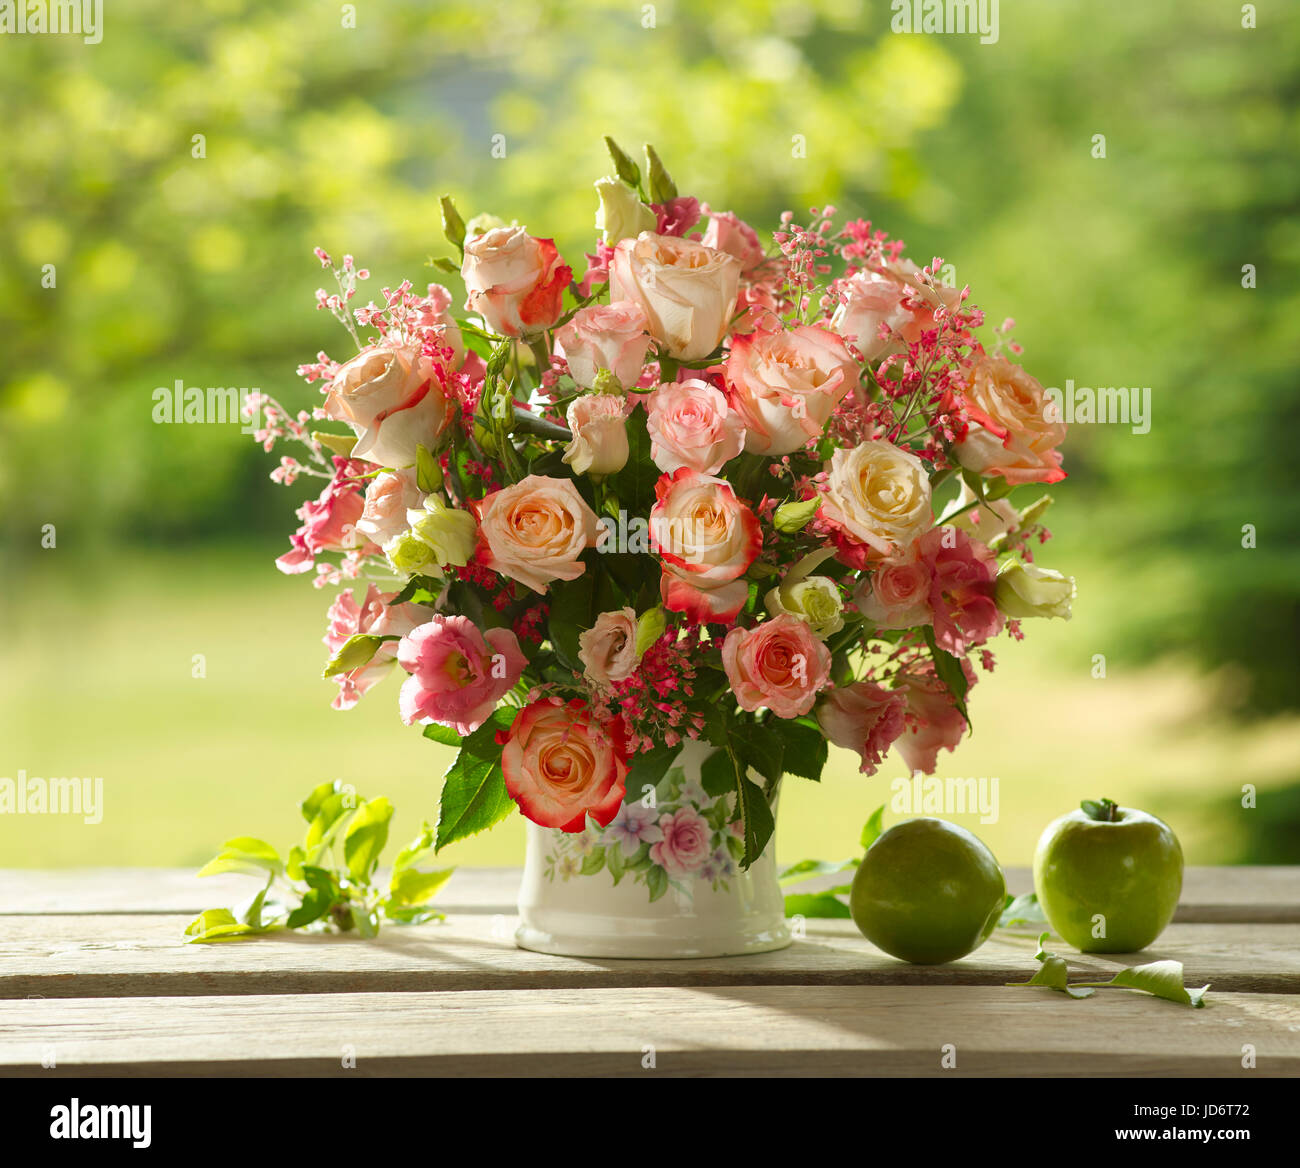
(312, 431), (357, 457)
(428, 256), (459, 274)
(350, 903), (380, 939)
(922, 625), (971, 726)
(390, 824), (438, 873)
(772, 496), (821, 533)
(784, 891), (852, 919)
(344, 796), (394, 884)
(422, 723), (462, 747)
(416, 444), (442, 493)
(301, 781), (339, 824)
(770, 716), (829, 781)
(604, 135), (641, 189)
(1075, 960), (1210, 1008)
(1081, 797), (1120, 823)
(645, 864), (669, 903)
(388, 866), (455, 906)
(643, 143), (677, 203)
(734, 765), (776, 870)
(734, 720), (784, 786)
(546, 573), (595, 670)
(778, 857), (858, 887)
(392, 574), (444, 607)
(625, 741), (680, 800)
(183, 908), (264, 944)
(999, 891), (1048, 928)
(606, 844), (626, 886)
(435, 707), (518, 852)
(700, 748), (735, 798)
(322, 632), (400, 680)
(634, 606), (667, 656)
(284, 887), (333, 929)
(196, 837), (283, 880)
(440, 194), (466, 252)
(860, 804), (886, 850)
(304, 791), (361, 859)
(1006, 953), (1096, 998)
(580, 847), (606, 877)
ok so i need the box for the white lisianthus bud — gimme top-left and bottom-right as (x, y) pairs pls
(764, 548), (845, 638)
(594, 177), (657, 244)
(994, 560), (1075, 620)
(388, 496), (477, 576)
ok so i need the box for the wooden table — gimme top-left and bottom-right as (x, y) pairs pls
(1, 866), (1296, 1077)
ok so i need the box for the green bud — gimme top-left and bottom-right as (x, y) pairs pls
(772, 496), (822, 533)
(644, 143), (677, 204)
(604, 135), (642, 189)
(634, 606), (667, 656)
(416, 444), (443, 493)
(440, 195), (466, 253)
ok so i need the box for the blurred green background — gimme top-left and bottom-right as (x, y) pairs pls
(2, 0), (1297, 871)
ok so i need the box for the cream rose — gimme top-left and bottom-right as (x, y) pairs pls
(725, 324), (859, 455)
(555, 301), (651, 390)
(819, 440), (933, 558)
(475, 474), (600, 594)
(562, 393), (631, 476)
(831, 259), (962, 363)
(609, 232), (741, 361)
(578, 607), (641, 686)
(954, 355), (1067, 485)
(646, 378), (746, 475)
(461, 225), (571, 338)
(323, 341), (450, 470)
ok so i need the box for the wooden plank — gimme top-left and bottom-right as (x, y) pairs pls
(1, 986), (1295, 1077)
(2, 914), (1296, 998)
(1, 866), (1295, 919)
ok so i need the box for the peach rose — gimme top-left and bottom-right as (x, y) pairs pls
(555, 300), (651, 390)
(461, 225), (572, 338)
(609, 232), (741, 361)
(562, 393), (631, 476)
(578, 607), (640, 686)
(701, 209), (765, 274)
(501, 697), (629, 832)
(816, 681), (907, 776)
(725, 324), (859, 455)
(831, 259), (961, 363)
(721, 614), (832, 719)
(355, 468), (423, 549)
(954, 354), (1067, 485)
(396, 614), (526, 735)
(646, 378), (746, 475)
(475, 474), (600, 594)
(819, 440), (933, 559)
(323, 341), (451, 470)
(323, 585), (424, 711)
(650, 467), (762, 623)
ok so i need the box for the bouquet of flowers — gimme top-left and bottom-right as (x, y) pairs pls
(250, 138), (1074, 876)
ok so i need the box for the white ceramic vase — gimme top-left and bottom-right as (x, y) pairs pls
(515, 737), (791, 958)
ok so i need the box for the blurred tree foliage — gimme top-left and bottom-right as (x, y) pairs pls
(1, 0), (1296, 721)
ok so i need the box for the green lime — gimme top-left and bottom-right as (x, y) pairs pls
(850, 818), (1006, 964)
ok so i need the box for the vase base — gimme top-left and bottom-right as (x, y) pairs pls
(514, 920), (792, 960)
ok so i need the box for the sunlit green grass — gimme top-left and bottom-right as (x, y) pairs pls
(2, 542), (1294, 871)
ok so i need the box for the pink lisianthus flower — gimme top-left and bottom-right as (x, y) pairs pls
(323, 585), (423, 711)
(276, 457), (373, 575)
(721, 613), (832, 719)
(893, 663), (975, 776)
(651, 196), (702, 237)
(650, 806), (712, 876)
(815, 681), (907, 776)
(396, 615), (527, 735)
(917, 527), (1003, 656)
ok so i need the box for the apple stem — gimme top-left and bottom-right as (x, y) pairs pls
(1081, 798), (1120, 822)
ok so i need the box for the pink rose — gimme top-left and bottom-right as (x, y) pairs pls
(954, 354), (1067, 485)
(554, 301), (651, 390)
(831, 259), (961, 363)
(475, 475), (600, 594)
(355, 468), (423, 549)
(918, 526), (1003, 656)
(609, 232), (741, 361)
(721, 614), (832, 719)
(323, 341), (452, 470)
(276, 457), (371, 575)
(650, 806), (712, 876)
(855, 541), (932, 628)
(725, 324), (858, 455)
(396, 615), (526, 735)
(701, 209), (765, 274)
(578, 607), (640, 686)
(894, 666), (973, 776)
(562, 392), (631, 476)
(646, 378), (746, 475)
(323, 585), (423, 711)
(816, 681), (907, 776)
(650, 467), (762, 623)
(501, 697), (629, 832)
(461, 226), (571, 338)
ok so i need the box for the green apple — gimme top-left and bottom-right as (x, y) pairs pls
(1033, 798), (1183, 953)
(850, 818), (1006, 964)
